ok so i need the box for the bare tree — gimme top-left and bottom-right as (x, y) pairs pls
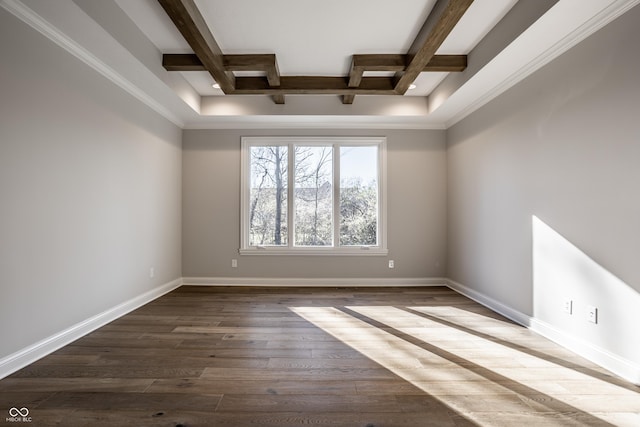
(249, 146), (287, 245)
(273, 146), (284, 245)
(294, 146), (332, 245)
(249, 144), (377, 247)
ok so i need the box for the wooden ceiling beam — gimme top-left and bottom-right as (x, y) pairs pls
(163, 53), (466, 104)
(342, 95), (356, 104)
(224, 54), (284, 103)
(223, 54), (281, 87)
(343, 53), (467, 104)
(353, 54), (407, 73)
(424, 54), (467, 72)
(343, 55), (377, 103)
(233, 76), (396, 95)
(272, 94), (286, 104)
(349, 54), (467, 75)
(158, 0), (471, 103)
(162, 53), (284, 103)
(162, 53), (205, 71)
(157, 0), (235, 93)
(164, 53), (466, 75)
(394, 0), (474, 94)
(347, 54), (467, 85)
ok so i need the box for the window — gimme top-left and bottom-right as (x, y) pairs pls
(241, 137), (387, 255)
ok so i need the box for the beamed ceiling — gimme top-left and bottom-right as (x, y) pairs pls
(157, 0), (474, 105)
(3, 0), (638, 128)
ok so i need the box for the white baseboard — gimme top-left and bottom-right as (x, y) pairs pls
(181, 277), (448, 287)
(446, 279), (532, 327)
(0, 278), (182, 380)
(530, 318), (640, 386)
(0, 277), (442, 379)
(446, 279), (640, 386)
(3, 276), (638, 386)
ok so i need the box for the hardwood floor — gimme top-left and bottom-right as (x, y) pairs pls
(1, 286), (638, 426)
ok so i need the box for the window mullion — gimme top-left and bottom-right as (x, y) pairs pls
(288, 143), (294, 248)
(333, 144), (340, 248)
(378, 140), (387, 249)
(240, 140), (249, 249)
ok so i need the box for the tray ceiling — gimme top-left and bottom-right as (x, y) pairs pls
(4, 0), (638, 128)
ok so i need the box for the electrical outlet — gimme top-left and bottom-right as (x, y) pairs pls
(587, 305), (598, 324)
(388, 260), (394, 269)
(563, 299), (573, 314)
(149, 267), (155, 278)
(231, 259), (238, 268)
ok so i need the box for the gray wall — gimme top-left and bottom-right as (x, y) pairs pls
(447, 6), (640, 365)
(183, 129), (447, 279)
(0, 9), (182, 358)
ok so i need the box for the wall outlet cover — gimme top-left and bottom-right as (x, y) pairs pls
(563, 299), (572, 314)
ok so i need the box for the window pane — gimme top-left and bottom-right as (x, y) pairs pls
(249, 146), (288, 246)
(340, 146), (378, 246)
(294, 146), (333, 246)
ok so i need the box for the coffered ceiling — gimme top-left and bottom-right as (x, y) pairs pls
(121, 0), (514, 102)
(2, 0), (638, 128)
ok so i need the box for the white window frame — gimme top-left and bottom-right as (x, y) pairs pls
(240, 136), (388, 256)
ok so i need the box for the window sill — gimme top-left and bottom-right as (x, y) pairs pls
(239, 247), (389, 256)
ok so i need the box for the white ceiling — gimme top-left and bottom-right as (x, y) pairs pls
(5, 0), (639, 129)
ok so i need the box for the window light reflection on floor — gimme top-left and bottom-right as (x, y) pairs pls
(290, 305), (638, 426)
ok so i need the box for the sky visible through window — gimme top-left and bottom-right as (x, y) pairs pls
(341, 146), (377, 185)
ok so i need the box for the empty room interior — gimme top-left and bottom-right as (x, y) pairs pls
(1, 0), (639, 425)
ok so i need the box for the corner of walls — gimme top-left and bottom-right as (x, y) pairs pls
(0, 279), (182, 380)
(445, 279), (532, 327)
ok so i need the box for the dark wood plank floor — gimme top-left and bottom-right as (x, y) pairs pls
(1, 286), (638, 426)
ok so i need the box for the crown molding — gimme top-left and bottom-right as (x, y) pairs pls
(0, 0), (185, 127)
(444, 0), (640, 128)
(183, 117), (447, 130)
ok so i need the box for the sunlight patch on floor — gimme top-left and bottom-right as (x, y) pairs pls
(291, 305), (640, 427)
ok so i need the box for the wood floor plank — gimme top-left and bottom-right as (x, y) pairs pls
(146, 378), (357, 395)
(1, 286), (638, 426)
(61, 409), (467, 427)
(176, 338), (268, 350)
(37, 391), (221, 411)
(201, 367), (399, 381)
(29, 354), (100, 366)
(92, 354), (270, 369)
(66, 336), (186, 348)
(172, 324), (318, 332)
(0, 391), (58, 408)
(215, 393), (404, 413)
(10, 365), (204, 379)
(0, 377), (154, 393)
